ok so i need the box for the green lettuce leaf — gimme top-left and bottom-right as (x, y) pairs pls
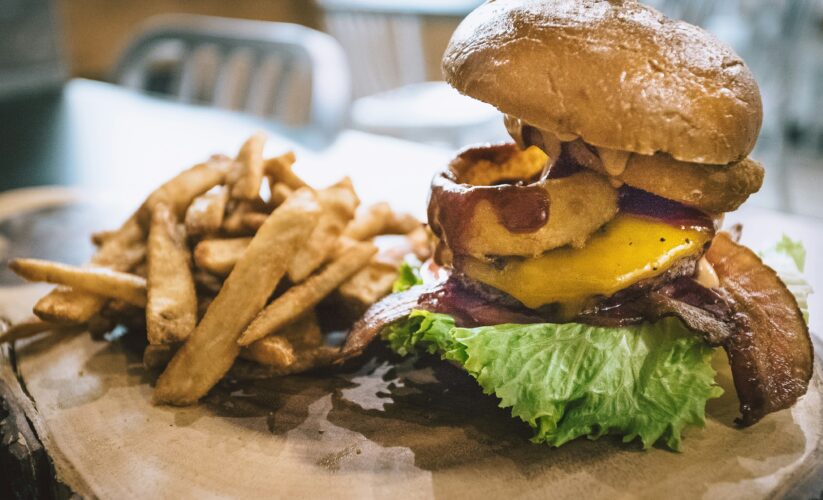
(392, 261), (423, 293)
(384, 311), (722, 451)
(761, 235), (812, 323)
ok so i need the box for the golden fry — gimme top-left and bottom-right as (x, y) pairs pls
(337, 260), (399, 314)
(241, 212), (268, 231)
(139, 155), (233, 223)
(335, 234), (420, 316)
(90, 229), (117, 246)
(34, 288), (106, 324)
(0, 316), (62, 344)
(406, 225), (434, 261)
(264, 151), (307, 189)
(287, 177), (359, 282)
(240, 335), (295, 368)
(240, 311), (323, 367)
(37, 155), (229, 323)
(344, 202), (390, 240)
(238, 241), (377, 346)
(193, 237), (251, 276)
(235, 346), (342, 378)
(34, 216), (145, 323)
(282, 310), (323, 349)
(222, 201), (261, 235)
(185, 185), (229, 236)
(147, 203), (197, 344)
(11, 259), (147, 307)
(385, 211), (420, 235)
(269, 182), (293, 206)
(154, 188), (320, 405)
(343, 202), (419, 241)
(231, 132), (266, 201)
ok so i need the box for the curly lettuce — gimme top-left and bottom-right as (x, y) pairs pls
(385, 311), (722, 451)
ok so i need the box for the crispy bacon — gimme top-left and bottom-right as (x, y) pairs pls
(705, 233), (813, 426)
(341, 287), (428, 359)
(418, 277), (544, 327)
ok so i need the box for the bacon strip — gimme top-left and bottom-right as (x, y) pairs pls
(340, 287), (429, 359)
(705, 233), (814, 426)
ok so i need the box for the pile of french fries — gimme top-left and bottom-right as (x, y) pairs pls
(3, 132), (427, 405)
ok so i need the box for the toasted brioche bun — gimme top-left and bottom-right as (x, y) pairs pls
(443, 0), (763, 164)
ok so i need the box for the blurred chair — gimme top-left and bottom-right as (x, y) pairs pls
(112, 14), (351, 144)
(315, 0), (504, 147)
(316, 0), (482, 98)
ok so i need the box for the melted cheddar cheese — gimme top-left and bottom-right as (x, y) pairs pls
(460, 215), (711, 313)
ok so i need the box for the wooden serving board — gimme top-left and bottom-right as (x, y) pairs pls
(1, 193), (822, 499)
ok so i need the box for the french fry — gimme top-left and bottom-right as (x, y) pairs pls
(0, 316), (62, 344)
(11, 259), (147, 307)
(154, 188), (320, 405)
(287, 177), (359, 282)
(90, 229), (117, 246)
(240, 335), (295, 367)
(193, 237), (251, 276)
(185, 185), (229, 236)
(240, 310), (323, 367)
(343, 202), (419, 241)
(283, 310), (323, 349)
(264, 151), (307, 189)
(231, 132), (266, 201)
(34, 216), (146, 324)
(240, 212), (268, 231)
(29, 140), (236, 322)
(238, 241), (377, 346)
(222, 201), (259, 235)
(269, 182), (293, 206)
(234, 346), (342, 378)
(337, 260), (399, 315)
(146, 203), (197, 344)
(139, 155), (233, 224)
(343, 202), (391, 240)
(386, 211), (420, 234)
(34, 288), (106, 325)
(407, 225), (434, 261)
(281, 346), (342, 375)
(334, 234), (416, 318)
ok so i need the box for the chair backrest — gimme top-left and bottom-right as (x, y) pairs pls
(316, 0), (482, 98)
(112, 14), (351, 143)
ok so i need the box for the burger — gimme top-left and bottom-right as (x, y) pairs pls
(344, 0), (814, 450)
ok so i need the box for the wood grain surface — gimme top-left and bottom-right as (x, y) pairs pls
(1, 192), (822, 499)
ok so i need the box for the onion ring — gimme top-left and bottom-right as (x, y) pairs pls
(428, 144), (618, 259)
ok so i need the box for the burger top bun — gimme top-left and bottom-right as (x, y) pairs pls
(443, 0), (763, 165)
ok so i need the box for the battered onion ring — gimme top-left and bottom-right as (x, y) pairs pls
(428, 144), (618, 260)
(566, 140), (763, 213)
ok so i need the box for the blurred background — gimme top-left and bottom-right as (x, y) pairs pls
(1, 0), (822, 217)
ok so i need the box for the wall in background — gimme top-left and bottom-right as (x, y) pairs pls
(57, 0), (318, 80)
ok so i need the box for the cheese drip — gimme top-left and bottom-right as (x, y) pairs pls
(460, 215), (711, 311)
